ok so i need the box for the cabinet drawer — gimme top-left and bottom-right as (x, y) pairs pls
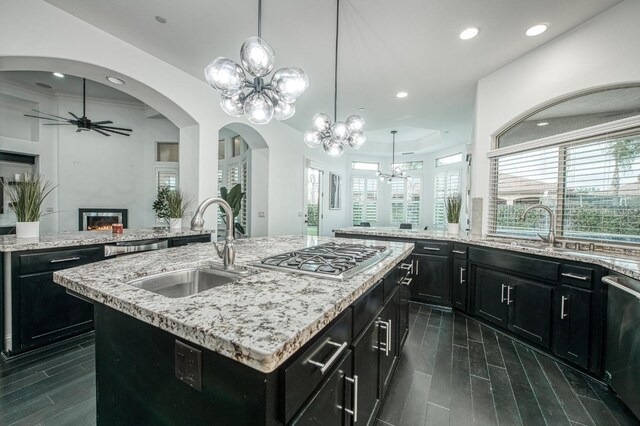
(18, 246), (103, 275)
(169, 234), (211, 247)
(282, 310), (352, 423)
(452, 244), (468, 259)
(560, 265), (593, 289)
(353, 281), (384, 338)
(413, 241), (450, 255)
(469, 247), (559, 282)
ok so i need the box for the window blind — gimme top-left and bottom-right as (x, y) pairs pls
(241, 159), (248, 228)
(352, 176), (378, 225)
(489, 134), (640, 243)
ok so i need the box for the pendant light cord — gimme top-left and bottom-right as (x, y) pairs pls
(333, 0), (340, 121)
(82, 78), (86, 117)
(257, 0), (262, 38)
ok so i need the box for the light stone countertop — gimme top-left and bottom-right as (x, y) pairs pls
(0, 228), (212, 252)
(53, 235), (414, 373)
(333, 227), (640, 281)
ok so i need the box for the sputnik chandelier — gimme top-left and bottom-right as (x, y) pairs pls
(303, 0), (365, 157)
(377, 131), (407, 182)
(204, 0), (309, 124)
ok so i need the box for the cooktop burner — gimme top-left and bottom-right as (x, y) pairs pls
(256, 242), (390, 280)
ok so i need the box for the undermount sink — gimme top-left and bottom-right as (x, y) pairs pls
(126, 267), (250, 298)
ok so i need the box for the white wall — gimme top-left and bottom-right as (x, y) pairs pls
(472, 0), (640, 234)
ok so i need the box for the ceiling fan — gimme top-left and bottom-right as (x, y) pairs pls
(24, 78), (132, 137)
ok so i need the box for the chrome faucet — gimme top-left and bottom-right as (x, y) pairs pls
(191, 197), (236, 270)
(519, 204), (556, 247)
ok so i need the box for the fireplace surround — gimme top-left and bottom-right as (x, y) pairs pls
(79, 208), (128, 231)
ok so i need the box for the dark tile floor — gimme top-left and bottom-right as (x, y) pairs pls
(0, 305), (638, 426)
(378, 304), (640, 426)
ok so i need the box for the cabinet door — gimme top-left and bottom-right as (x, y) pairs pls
(352, 319), (380, 426)
(508, 277), (553, 348)
(379, 291), (399, 398)
(555, 285), (591, 368)
(473, 266), (509, 327)
(18, 272), (93, 350)
(397, 282), (410, 351)
(452, 258), (468, 311)
(292, 351), (353, 426)
(413, 254), (451, 305)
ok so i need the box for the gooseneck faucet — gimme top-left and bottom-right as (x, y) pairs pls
(519, 204), (556, 247)
(191, 197), (236, 269)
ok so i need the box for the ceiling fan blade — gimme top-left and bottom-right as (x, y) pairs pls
(99, 128), (130, 136)
(68, 112), (80, 120)
(31, 109), (71, 120)
(24, 114), (66, 122)
(42, 123), (76, 126)
(91, 120), (113, 125)
(95, 125), (133, 132)
(92, 128), (111, 137)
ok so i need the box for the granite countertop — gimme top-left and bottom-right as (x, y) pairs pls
(333, 227), (640, 281)
(53, 235), (414, 373)
(0, 228), (212, 252)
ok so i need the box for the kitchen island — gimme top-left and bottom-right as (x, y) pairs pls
(53, 235), (414, 425)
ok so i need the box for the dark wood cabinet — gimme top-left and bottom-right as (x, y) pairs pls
(397, 282), (410, 350)
(352, 318), (381, 426)
(452, 258), (468, 311)
(473, 266), (509, 327)
(413, 253), (451, 305)
(554, 285), (592, 369)
(379, 290), (399, 398)
(508, 277), (553, 348)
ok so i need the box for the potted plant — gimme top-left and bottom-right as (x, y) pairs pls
(219, 184), (246, 237)
(4, 174), (55, 238)
(152, 188), (192, 230)
(445, 194), (462, 234)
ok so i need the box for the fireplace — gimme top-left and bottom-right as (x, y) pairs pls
(79, 208), (128, 231)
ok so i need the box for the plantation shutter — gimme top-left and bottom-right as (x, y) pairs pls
(434, 171), (460, 229)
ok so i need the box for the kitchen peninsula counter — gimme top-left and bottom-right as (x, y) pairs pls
(53, 235), (413, 373)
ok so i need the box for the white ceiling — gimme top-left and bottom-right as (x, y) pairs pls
(44, 0), (621, 152)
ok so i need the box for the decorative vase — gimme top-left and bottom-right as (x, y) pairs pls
(16, 221), (40, 238)
(447, 222), (459, 235)
(168, 218), (182, 231)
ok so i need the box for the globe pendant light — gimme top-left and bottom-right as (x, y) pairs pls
(204, 0), (308, 124)
(303, 0), (365, 157)
(377, 131), (407, 183)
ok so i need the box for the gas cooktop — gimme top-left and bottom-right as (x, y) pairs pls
(256, 242), (390, 281)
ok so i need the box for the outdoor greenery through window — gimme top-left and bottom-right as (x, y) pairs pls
(352, 176), (378, 225)
(392, 161), (423, 171)
(390, 177), (421, 226)
(490, 135), (640, 243)
(434, 170), (460, 229)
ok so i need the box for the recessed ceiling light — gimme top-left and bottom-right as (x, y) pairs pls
(396, 91), (408, 98)
(459, 27), (480, 40)
(52, 72), (64, 78)
(35, 82), (52, 89)
(155, 15), (167, 24)
(537, 122), (549, 126)
(359, 107), (365, 111)
(106, 76), (125, 85)
(526, 24), (548, 37)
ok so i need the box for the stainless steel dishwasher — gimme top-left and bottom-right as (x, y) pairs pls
(104, 238), (168, 257)
(603, 274), (640, 419)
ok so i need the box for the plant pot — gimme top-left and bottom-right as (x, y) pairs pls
(16, 221), (39, 238)
(168, 218), (182, 231)
(447, 222), (459, 235)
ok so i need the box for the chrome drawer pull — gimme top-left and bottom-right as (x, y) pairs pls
(422, 247), (440, 251)
(378, 321), (390, 356)
(603, 276), (640, 300)
(307, 340), (348, 374)
(387, 319), (392, 356)
(561, 272), (588, 281)
(401, 278), (412, 287)
(452, 250), (466, 254)
(50, 256), (81, 264)
(507, 286), (514, 305)
(400, 262), (413, 270)
(560, 296), (569, 319)
(344, 375), (359, 422)
(460, 267), (466, 284)
(501, 284), (506, 303)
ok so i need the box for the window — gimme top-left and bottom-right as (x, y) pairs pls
(156, 168), (178, 190)
(218, 139), (225, 160)
(436, 153), (462, 167)
(490, 135), (640, 243)
(390, 178), (422, 226)
(352, 161), (379, 171)
(156, 142), (179, 162)
(392, 161), (423, 171)
(434, 170), (460, 229)
(352, 177), (378, 225)
(232, 135), (245, 157)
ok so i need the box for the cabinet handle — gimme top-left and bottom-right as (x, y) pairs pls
(507, 286), (514, 305)
(501, 284), (506, 303)
(307, 340), (348, 374)
(452, 250), (466, 254)
(50, 256), (81, 264)
(422, 247), (440, 251)
(378, 320), (391, 356)
(400, 261), (413, 271)
(387, 319), (392, 356)
(416, 259), (420, 271)
(460, 267), (466, 284)
(401, 277), (412, 287)
(561, 272), (588, 281)
(560, 296), (569, 319)
(344, 375), (359, 422)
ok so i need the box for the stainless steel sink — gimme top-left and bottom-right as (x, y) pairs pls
(126, 267), (250, 298)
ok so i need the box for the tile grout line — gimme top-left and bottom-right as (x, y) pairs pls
(555, 361), (599, 426)
(582, 370), (623, 425)
(494, 330), (525, 426)
(512, 342), (551, 426)
(532, 350), (574, 425)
